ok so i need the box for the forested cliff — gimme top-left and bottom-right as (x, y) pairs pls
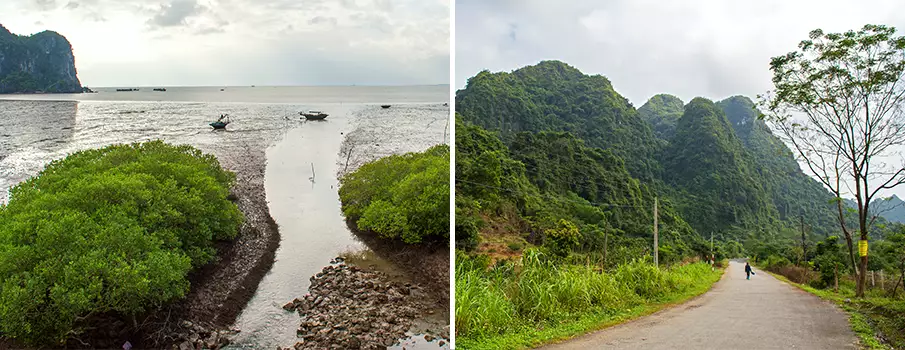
(0, 24), (81, 93)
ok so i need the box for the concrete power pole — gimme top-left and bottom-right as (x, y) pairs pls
(800, 215), (807, 265)
(653, 196), (659, 267)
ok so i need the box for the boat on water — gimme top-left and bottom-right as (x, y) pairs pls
(210, 114), (231, 129)
(153, 88), (166, 92)
(381, 105), (391, 109)
(300, 111), (328, 120)
(116, 88), (139, 92)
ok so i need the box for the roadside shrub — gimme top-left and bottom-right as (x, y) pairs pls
(339, 144), (450, 244)
(543, 219), (580, 258)
(455, 248), (720, 342)
(0, 141), (243, 345)
(761, 255), (792, 271)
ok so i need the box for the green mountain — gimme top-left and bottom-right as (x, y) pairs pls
(0, 24), (81, 93)
(455, 60), (661, 179)
(662, 97), (778, 234)
(715, 96), (838, 236)
(455, 116), (704, 264)
(638, 93), (684, 140)
(455, 61), (853, 263)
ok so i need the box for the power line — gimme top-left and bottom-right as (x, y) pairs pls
(454, 177), (647, 209)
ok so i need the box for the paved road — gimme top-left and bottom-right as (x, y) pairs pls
(540, 261), (857, 350)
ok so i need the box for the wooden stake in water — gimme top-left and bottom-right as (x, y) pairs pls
(309, 163), (316, 183)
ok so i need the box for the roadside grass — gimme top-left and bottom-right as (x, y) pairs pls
(455, 250), (725, 349)
(761, 270), (902, 350)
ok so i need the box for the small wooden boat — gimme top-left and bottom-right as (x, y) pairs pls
(300, 111), (328, 120)
(381, 105), (391, 109)
(210, 114), (231, 129)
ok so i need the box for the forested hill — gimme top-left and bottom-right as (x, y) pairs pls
(0, 24), (81, 93)
(455, 60), (661, 180)
(662, 97), (778, 234)
(638, 93), (683, 141)
(455, 60), (844, 260)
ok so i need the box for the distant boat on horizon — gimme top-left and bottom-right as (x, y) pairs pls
(381, 105), (391, 109)
(116, 88), (139, 92)
(153, 88), (166, 92)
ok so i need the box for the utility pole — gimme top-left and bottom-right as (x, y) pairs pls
(653, 196), (659, 267)
(800, 215), (807, 266)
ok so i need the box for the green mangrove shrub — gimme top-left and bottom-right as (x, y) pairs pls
(339, 144), (450, 244)
(0, 141), (243, 345)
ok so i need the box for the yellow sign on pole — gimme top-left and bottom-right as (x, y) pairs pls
(859, 240), (868, 257)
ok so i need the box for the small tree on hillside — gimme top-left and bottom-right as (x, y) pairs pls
(760, 24), (905, 297)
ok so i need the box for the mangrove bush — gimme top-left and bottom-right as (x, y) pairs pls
(339, 144), (449, 244)
(0, 141), (243, 345)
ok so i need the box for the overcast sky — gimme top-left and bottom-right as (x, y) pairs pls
(1, 0), (449, 86)
(457, 0), (905, 200)
(456, 0), (905, 105)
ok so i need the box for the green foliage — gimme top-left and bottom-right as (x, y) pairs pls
(456, 60), (661, 179)
(664, 97), (778, 234)
(455, 117), (705, 262)
(716, 96), (839, 237)
(543, 219), (580, 258)
(811, 236), (849, 288)
(638, 94), (684, 140)
(455, 249), (721, 347)
(339, 144), (450, 244)
(0, 141), (242, 345)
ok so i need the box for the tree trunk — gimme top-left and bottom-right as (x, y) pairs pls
(858, 255), (868, 297)
(835, 200), (859, 278)
(834, 263), (839, 293)
(855, 188), (868, 297)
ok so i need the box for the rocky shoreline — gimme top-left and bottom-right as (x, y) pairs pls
(280, 260), (449, 350)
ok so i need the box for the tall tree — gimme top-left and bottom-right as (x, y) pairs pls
(760, 24), (905, 297)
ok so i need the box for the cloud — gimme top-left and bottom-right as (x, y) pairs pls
(456, 0), (905, 105)
(148, 0), (204, 28)
(308, 16), (337, 26)
(0, 0), (449, 86)
(32, 0), (56, 10)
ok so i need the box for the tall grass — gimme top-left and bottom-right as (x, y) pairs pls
(455, 249), (720, 347)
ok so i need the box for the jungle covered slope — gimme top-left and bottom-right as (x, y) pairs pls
(456, 61), (841, 251)
(0, 24), (81, 93)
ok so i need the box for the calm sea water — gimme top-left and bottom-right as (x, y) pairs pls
(0, 86), (450, 348)
(0, 85), (448, 203)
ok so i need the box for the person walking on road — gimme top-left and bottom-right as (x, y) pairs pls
(745, 262), (755, 280)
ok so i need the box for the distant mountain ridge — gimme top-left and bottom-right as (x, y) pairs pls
(0, 24), (81, 93)
(845, 195), (905, 224)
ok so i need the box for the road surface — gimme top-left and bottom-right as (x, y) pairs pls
(540, 260), (857, 350)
